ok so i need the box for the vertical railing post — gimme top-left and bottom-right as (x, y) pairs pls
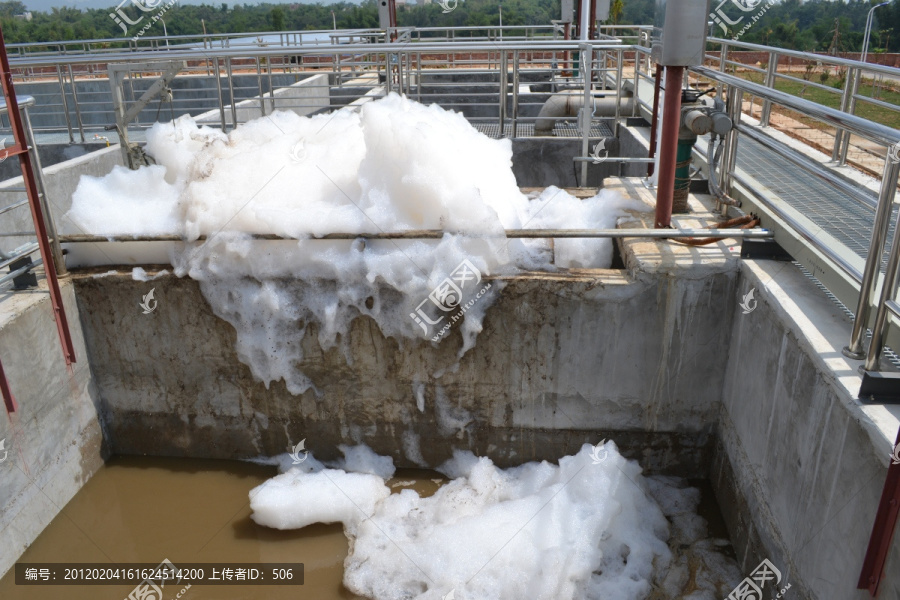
(579, 43), (593, 187)
(614, 48), (624, 136)
(213, 57), (227, 132)
(839, 66), (863, 166)
(511, 50), (519, 139)
(498, 50), (508, 137)
(846, 158), (900, 360)
(833, 66), (857, 162)
(717, 42), (728, 99)
(56, 66), (74, 144)
(759, 50), (777, 127)
(721, 84), (742, 198)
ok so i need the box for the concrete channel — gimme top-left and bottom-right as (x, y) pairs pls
(0, 75), (897, 600)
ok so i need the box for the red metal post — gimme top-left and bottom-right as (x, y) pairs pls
(647, 66), (662, 177)
(0, 356), (17, 414)
(858, 428), (900, 596)
(0, 24), (76, 367)
(654, 65), (684, 229)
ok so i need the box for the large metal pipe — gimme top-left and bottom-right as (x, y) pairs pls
(534, 90), (633, 136)
(654, 65), (683, 228)
(59, 229), (773, 243)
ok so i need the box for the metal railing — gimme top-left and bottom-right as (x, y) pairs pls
(5, 26), (900, 371)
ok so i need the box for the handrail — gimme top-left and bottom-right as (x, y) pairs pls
(691, 65), (900, 148)
(707, 36), (900, 80)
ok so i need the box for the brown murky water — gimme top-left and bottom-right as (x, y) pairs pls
(0, 456), (444, 600)
(1, 457), (735, 600)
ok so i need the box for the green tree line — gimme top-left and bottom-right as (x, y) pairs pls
(0, 0), (897, 53)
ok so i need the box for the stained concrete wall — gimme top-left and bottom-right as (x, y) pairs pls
(0, 280), (105, 579)
(714, 260), (900, 599)
(0, 145), (124, 255)
(70, 253), (735, 476)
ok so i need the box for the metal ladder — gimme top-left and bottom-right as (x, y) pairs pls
(0, 24), (76, 417)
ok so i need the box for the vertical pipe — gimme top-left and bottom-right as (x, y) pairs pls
(498, 50), (508, 137)
(66, 65), (84, 143)
(839, 67), (862, 166)
(647, 66), (661, 177)
(226, 57), (237, 128)
(579, 43), (593, 187)
(579, 0), (590, 40)
(56, 66), (74, 144)
(721, 85), (742, 197)
(847, 158), (900, 359)
(255, 58), (266, 117)
(654, 65), (684, 228)
(759, 51), (777, 127)
(22, 105), (65, 276)
(0, 355), (18, 414)
(857, 427), (900, 596)
(614, 48), (623, 137)
(213, 57), (227, 132)
(832, 66), (856, 162)
(511, 50), (519, 139)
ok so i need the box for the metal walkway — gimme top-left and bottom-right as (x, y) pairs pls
(736, 134), (894, 269)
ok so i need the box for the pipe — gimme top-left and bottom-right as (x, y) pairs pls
(534, 90), (633, 136)
(655, 65), (684, 228)
(647, 66), (661, 177)
(58, 229), (774, 243)
(672, 215), (759, 246)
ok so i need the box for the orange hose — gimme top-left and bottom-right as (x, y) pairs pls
(672, 216), (760, 246)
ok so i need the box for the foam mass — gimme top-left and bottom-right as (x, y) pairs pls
(250, 443), (674, 600)
(66, 94), (647, 394)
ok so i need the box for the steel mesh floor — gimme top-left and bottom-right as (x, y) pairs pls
(737, 136), (894, 267)
(473, 121), (613, 139)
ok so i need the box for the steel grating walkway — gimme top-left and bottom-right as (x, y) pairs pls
(473, 121), (613, 139)
(735, 135), (894, 268)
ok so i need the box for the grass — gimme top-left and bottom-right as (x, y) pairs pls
(734, 70), (900, 131)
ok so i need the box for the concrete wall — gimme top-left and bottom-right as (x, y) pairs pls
(69, 203), (739, 475)
(0, 145), (124, 255)
(19, 72), (316, 131)
(0, 280), (105, 579)
(713, 259), (900, 600)
(194, 73), (330, 126)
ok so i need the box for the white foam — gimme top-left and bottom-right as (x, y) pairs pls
(66, 94), (648, 395)
(251, 443), (677, 600)
(326, 444), (396, 480)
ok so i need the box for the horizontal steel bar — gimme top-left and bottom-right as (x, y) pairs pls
(0, 242), (39, 271)
(0, 257), (41, 288)
(692, 65), (900, 148)
(60, 229), (772, 243)
(573, 157), (657, 163)
(886, 299), (900, 318)
(0, 199), (27, 216)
